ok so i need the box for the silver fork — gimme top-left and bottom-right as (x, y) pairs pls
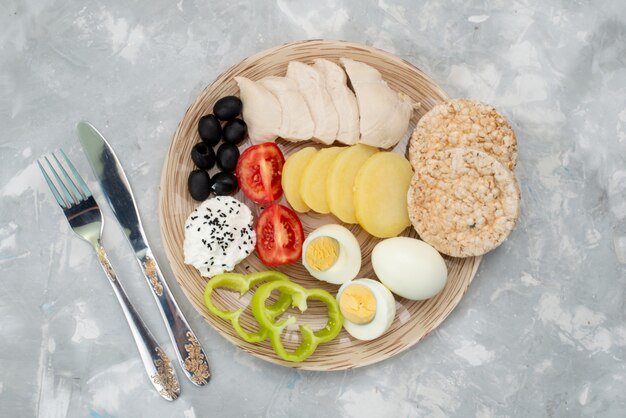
(38, 150), (180, 401)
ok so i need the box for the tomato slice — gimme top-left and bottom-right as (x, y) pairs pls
(255, 204), (304, 266)
(236, 143), (285, 204)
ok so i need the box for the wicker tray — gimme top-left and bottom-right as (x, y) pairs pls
(159, 40), (481, 370)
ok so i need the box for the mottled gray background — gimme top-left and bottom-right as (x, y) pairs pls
(1, 0), (625, 417)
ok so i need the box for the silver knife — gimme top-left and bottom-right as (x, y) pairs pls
(77, 121), (210, 386)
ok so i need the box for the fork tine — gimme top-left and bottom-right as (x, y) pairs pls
(52, 152), (85, 202)
(45, 156), (77, 206)
(60, 149), (92, 198)
(37, 160), (68, 209)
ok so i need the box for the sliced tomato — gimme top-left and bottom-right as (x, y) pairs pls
(255, 204), (304, 266)
(236, 143), (285, 204)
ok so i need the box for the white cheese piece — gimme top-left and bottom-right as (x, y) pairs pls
(183, 196), (256, 277)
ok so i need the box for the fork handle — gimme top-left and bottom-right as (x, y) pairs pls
(139, 250), (210, 386)
(94, 243), (180, 401)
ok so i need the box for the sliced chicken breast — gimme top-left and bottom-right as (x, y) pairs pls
(258, 76), (314, 142)
(234, 76), (281, 144)
(340, 58), (413, 149)
(286, 61), (338, 145)
(313, 58), (360, 145)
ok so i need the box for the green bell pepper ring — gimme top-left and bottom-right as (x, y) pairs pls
(251, 280), (343, 362)
(203, 271), (292, 343)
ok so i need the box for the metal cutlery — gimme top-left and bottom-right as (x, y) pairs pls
(76, 121), (210, 386)
(38, 150), (180, 401)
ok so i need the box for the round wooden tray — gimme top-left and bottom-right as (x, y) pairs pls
(159, 40), (481, 370)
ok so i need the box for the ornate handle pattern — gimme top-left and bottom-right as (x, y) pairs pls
(96, 243), (181, 400)
(141, 251), (210, 386)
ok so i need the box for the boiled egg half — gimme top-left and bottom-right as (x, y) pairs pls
(302, 224), (361, 284)
(336, 279), (396, 340)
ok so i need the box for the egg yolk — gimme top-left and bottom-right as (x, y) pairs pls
(339, 284), (377, 324)
(305, 236), (340, 271)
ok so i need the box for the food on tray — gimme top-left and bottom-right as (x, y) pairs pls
(191, 143), (216, 170)
(300, 146), (344, 213)
(222, 119), (248, 145)
(258, 76), (315, 141)
(203, 270), (342, 361)
(213, 95), (243, 121)
(326, 144), (378, 223)
(313, 58), (360, 145)
(216, 142), (240, 172)
(204, 271), (292, 342)
(301, 224), (361, 285)
(336, 278), (396, 340)
(281, 144), (413, 237)
(408, 148), (520, 257)
(184, 196), (256, 277)
(236, 143), (285, 204)
(188, 170), (212, 201)
(286, 61), (338, 145)
(282, 147), (317, 213)
(409, 98), (517, 171)
(210, 172), (238, 195)
(235, 76), (281, 144)
(255, 204), (304, 266)
(354, 152), (413, 238)
(192, 95), (248, 200)
(340, 58), (413, 149)
(198, 114), (222, 146)
(234, 58), (411, 148)
(251, 278), (343, 362)
(372, 237), (447, 300)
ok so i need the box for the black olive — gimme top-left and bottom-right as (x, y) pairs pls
(188, 170), (211, 201)
(222, 119), (248, 145)
(191, 143), (216, 170)
(213, 96), (242, 121)
(210, 172), (238, 195)
(198, 114), (221, 146)
(216, 143), (240, 172)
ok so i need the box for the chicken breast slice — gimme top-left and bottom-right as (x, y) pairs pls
(313, 58), (360, 145)
(258, 76), (314, 142)
(286, 61), (338, 145)
(234, 76), (281, 144)
(340, 58), (413, 149)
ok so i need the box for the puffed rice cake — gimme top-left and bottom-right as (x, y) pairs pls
(407, 148), (520, 257)
(409, 99), (517, 171)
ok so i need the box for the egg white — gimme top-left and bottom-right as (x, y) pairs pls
(372, 237), (448, 300)
(302, 224), (361, 285)
(336, 278), (396, 341)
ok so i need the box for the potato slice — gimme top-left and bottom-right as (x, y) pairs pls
(300, 147), (344, 214)
(282, 147), (317, 213)
(354, 152), (414, 238)
(327, 144), (379, 223)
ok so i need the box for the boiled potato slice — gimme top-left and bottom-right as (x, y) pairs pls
(354, 152), (413, 238)
(282, 147), (317, 213)
(300, 147), (344, 214)
(327, 144), (379, 223)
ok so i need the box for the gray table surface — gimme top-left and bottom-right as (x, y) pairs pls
(1, 0), (625, 417)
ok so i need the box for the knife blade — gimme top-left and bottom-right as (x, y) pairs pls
(77, 121), (210, 386)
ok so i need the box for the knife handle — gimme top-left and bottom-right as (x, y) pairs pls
(140, 250), (211, 386)
(95, 243), (180, 401)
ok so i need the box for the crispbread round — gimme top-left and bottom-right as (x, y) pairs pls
(408, 148), (520, 257)
(409, 99), (517, 171)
